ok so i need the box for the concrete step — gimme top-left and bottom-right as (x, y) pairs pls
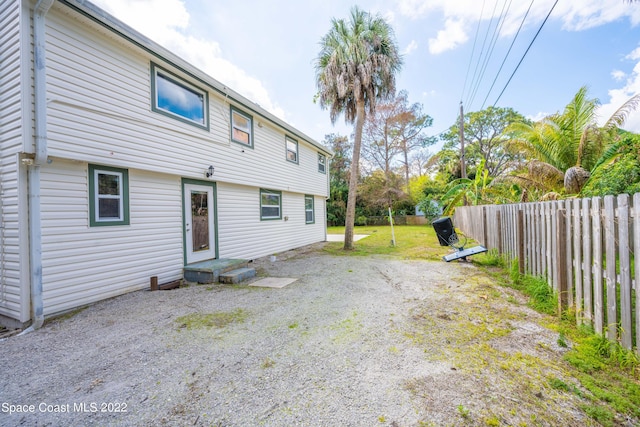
(184, 259), (249, 284)
(219, 267), (257, 284)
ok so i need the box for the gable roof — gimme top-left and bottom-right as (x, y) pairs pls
(58, 0), (333, 156)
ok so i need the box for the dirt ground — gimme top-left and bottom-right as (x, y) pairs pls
(0, 243), (616, 426)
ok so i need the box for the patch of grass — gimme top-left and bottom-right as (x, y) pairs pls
(175, 308), (247, 330)
(581, 404), (614, 427)
(325, 225), (444, 260)
(472, 249), (505, 268)
(457, 404), (470, 419)
(330, 310), (363, 343)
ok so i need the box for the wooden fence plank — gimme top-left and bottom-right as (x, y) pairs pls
(517, 208), (525, 275)
(633, 193), (640, 355)
(573, 198), (583, 325)
(551, 202), (559, 292)
(618, 194), (632, 350)
(604, 195), (618, 342)
(592, 197), (604, 335)
(565, 200), (574, 308)
(582, 198), (592, 324)
(557, 208), (568, 314)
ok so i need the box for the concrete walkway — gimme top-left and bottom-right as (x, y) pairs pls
(326, 234), (369, 242)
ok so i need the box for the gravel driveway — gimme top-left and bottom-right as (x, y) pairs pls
(0, 243), (597, 426)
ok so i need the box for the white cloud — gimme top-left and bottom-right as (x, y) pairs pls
(428, 19), (468, 54)
(627, 46), (640, 61)
(528, 111), (550, 122)
(92, 0), (285, 120)
(402, 40), (418, 55)
(599, 61), (640, 132)
(612, 70), (626, 82)
(398, 0), (640, 52)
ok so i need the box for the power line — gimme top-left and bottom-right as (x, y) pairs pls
(460, 0), (486, 103)
(493, 0), (559, 107)
(465, 0), (499, 107)
(468, 0), (513, 109)
(481, 0), (534, 109)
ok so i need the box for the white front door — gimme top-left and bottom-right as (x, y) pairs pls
(184, 183), (216, 264)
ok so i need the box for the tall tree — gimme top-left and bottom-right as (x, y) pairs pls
(315, 6), (402, 250)
(441, 106), (527, 178)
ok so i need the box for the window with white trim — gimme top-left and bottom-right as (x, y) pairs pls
(260, 189), (282, 220)
(89, 164), (129, 227)
(151, 63), (208, 129)
(318, 153), (326, 173)
(305, 195), (315, 224)
(231, 106), (253, 147)
(286, 136), (298, 164)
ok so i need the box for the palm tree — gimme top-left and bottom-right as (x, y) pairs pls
(315, 6), (402, 249)
(509, 86), (640, 196)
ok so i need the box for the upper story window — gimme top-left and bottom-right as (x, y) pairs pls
(151, 63), (208, 129)
(89, 164), (130, 227)
(286, 136), (298, 164)
(231, 106), (253, 148)
(318, 153), (326, 174)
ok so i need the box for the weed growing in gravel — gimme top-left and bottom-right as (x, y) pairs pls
(175, 308), (247, 330)
(261, 357), (275, 369)
(456, 404), (470, 418)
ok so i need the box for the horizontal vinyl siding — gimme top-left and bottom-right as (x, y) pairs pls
(0, 0), (27, 322)
(40, 160), (184, 316)
(44, 4), (329, 198)
(217, 183), (326, 260)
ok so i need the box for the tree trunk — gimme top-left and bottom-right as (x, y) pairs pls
(344, 98), (366, 250)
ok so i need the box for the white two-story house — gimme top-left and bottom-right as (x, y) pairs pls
(0, 0), (332, 328)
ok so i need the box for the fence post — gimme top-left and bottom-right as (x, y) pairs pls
(617, 194), (632, 350)
(482, 206), (488, 247)
(496, 210), (503, 254)
(592, 197), (604, 335)
(517, 208), (525, 275)
(573, 198), (583, 325)
(604, 195), (617, 342)
(556, 209), (568, 314)
(582, 198), (592, 325)
(633, 193), (640, 357)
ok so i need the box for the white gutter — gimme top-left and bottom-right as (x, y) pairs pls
(21, 0), (55, 334)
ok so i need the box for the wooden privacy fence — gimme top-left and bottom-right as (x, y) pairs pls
(453, 193), (640, 355)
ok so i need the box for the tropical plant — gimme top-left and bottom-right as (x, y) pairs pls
(315, 6), (402, 249)
(441, 159), (492, 215)
(581, 132), (640, 197)
(509, 86), (640, 196)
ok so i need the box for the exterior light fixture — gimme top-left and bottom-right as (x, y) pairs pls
(206, 165), (214, 177)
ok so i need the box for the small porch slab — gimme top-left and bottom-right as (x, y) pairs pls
(184, 259), (249, 284)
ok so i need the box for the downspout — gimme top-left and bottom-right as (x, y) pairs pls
(21, 0), (55, 333)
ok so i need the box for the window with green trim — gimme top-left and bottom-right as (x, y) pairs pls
(230, 106), (253, 147)
(260, 189), (282, 220)
(286, 136), (298, 163)
(151, 63), (208, 129)
(89, 165), (130, 226)
(318, 153), (326, 173)
(305, 195), (315, 224)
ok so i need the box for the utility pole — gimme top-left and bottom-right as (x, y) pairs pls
(459, 101), (466, 179)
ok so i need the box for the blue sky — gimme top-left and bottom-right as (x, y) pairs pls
(93, 0), (640, 152)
